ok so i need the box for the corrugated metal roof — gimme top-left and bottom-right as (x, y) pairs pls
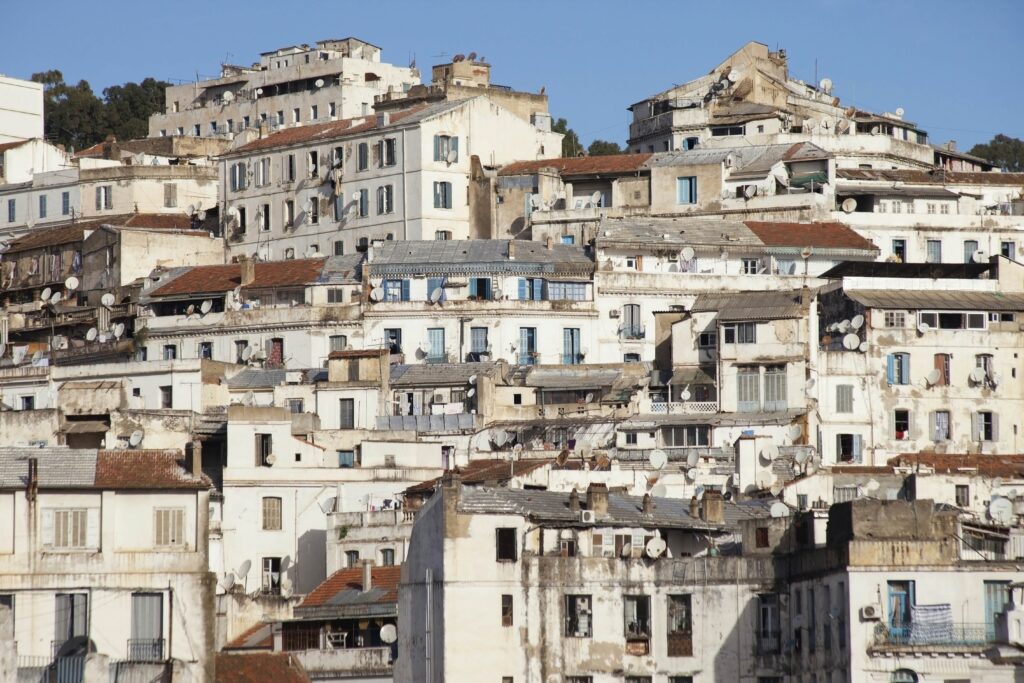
(846, 289), (1024, 312)
(837, 168), (1024, 186)
(690, 290), (807, 321)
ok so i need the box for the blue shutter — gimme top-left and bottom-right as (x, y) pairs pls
(532, 279), (543, 301)
(451, 136), (459, 162)
(433, 135), (441, 162)
(852, 434), (862, 463)
(517, 278), (528, 300)
(433, 182), (441, 208)
(401, 279), (410, 302)
(899, 353), (909, 384)
(468, 278), (478, 298)
(886, 354), (895, 384)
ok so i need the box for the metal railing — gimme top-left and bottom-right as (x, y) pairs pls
(875, 622), (992, 647)
(650, 401), (719, 414)
(619, 325), (646, 340)
(757, 630), (781, 654)
(127, 638), (165, 661)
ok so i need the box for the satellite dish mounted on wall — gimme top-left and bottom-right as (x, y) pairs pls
(40, 287), (52, 302)
(129, 430), (144, 447)
(65, 276), (79, 291)
(649, 449), (667, 470)
(101, 293), (115, 308)
(841, 198), (857, 213)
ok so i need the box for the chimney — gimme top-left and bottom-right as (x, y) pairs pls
(568, 488), (580, 513)
(361, 559), (374, 593)
(508, 240), (516, 260)
(642, 493), (654, 515)
(689, 496), (699, 518)
(239, 255), (256, 286)
(191, 439), (203, 479)
(586, 483), (608, 517)
(545, 236), (554, 251)
(701, 489), (725, 525)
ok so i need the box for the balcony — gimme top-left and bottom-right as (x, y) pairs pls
(649, 401), (718, 414)
(127, 638), (165, 662)
(619, 325), (646, 341)
(872, 622), (994, 650)
(757, 630), (782, 655)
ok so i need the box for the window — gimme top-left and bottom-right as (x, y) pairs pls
(0, 594), (12, 624)
(309, 196), (319, 224)
(287, 399), (304, 414)
(887, 352), (910, 385)
(470, 327), (489, 354)
(565, 595), (592, 637)
(20, 396), (35, 410)
(547, 282), (587, 301)
(338, 450), (356, 468)
(518, 327), (537, 365)
(891, 239), (906, 262)
(6, 198), (13, 222)
(260, 203), (271, 231)
(383, 278), (409, 302)
(885, 311), (905, 328)
(836, 384), (854, 413)
(1001, 240), (1016, 260)
(974, 411), (997, 442)
(54, 593), (88, 647)
(210, 121), (218, 134)
(285, 154), (296, 182)
(723, 322), (756, 344)
(758, 594), (781, 653)
(496, 527), (517, 561)
(662, 425), (709, 447)
(38, 194), (47, 218)
(262, 497), (282, 530)
(435, 230), (452, 240)
(380, 548), (395, 566)
(154, 508), (185, 546)
(976, 353), (994, 377)
(380, 138), (397, 166)
(891, 670), (918, 683)
(357, 142), (369, 170)
(229, 162), (247, 192)
(358, 188), (369, 217)
(255, 434), (273, 466)
(926, 239), (942, 263)
(562, 328), (581, 364)
(159, 386), (173, 409)
(329, 102), (336, 117)
(566, 678), (593, 683)
(433, 134), (458, 163)
(932, 410), (951, 441)
(933, 353), (950, 385)
(384, 328), (402, 353)
(561, 235), (575, 245)
(310, 104), (318, 120)
(194, 124), (201, 136)
(893, 409), (911, 440)
(737, 367), (760, 412)
(62, 191), (70, 215)
(667, 594), (693, 656)
(669, 679), (693, 683)
(236, 206), (247, 233)
(501, 594), (514, 627)
(255, 157), (271, 186)
(333, 241), (345, 256)
(955, 484), (970, 507)
(427, 328), (446, 362)
(964, 239), (979, 263)
(284, 199), (295, 227)
(625, 678), (652, 683)
(837, 434), (862, 462)
(329, 335), (348, 352)
(621, 303), (643, 338)
(44, 508), (92, 548)
(95, 185), (113, 210)
(308, 150), (319, 178)
(292, 107), (300, 124)
(676, 176), (697, 204)
(433, 181), (453, 209)
(697, 331), (717, 349)
(339, 398), (355, 429)
(624, 595), (651, 637)
(625, 432), (638, 446)
(235, 340), (249, 363)
(377, 184), (394, 214)
(755, 527), (770, 547)
(262, 557), (281, 594)
(763, 365), (787, 411)
(711, 124), (745, 136)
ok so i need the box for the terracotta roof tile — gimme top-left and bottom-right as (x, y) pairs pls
(73, 141), (106, 159)
(5, 214), (198, 254)
(224, 623), (273, 650)
(405, 458), (553, 495)
(743, 221), (878, 252)
(299, 565), (402, 608)
(888, 453), (1024, 478)
(499, 153), (652, 177)
(149, 258), (326, 297)
(215, 652), (310, 683)
(94, 450), (210, 490)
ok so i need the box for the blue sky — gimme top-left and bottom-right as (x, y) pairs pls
(4, 0), (1022, 150)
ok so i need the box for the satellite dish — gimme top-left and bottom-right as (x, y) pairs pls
(49, 292), (61, 305)
(989, 497), (1013, 525)
(679, 388), (692, 401)
(97, 333), (107, 344)
(112, 323), (125, 339)
(870, 125), (881, 135)
(819, 77), (833, 93)
(925, 368), (941, 386)
(842, 334), (860, 350)
(186, 204), (196, 216)
(101, 293), (115, 308)
(186, 304), (196, 316)
(649, 449), (668, 470)
(969, 367), (986, 383)
(805, 378), (817, 391)
(429, 288), (443, 303)
(681, 246), (695, 261)
(241, 345), (253, 361)
(243, 391), (256, 405)
(858, 341), (868, 353)
(894, 107), (905, 117)
(770, 502), (790, 518)
(86, 327), (98, 342)
(788, 424), (803, 440)
(255, 88), (264, 96)
(800, 246), (813, 259)
(318, 497), (336, 514)
(446, 149), (458, 164)
(227, 206), (240, 220)
(40, 287), (52, 302)
(686, 451), (699, 468)
(495, 430), (508, 447)
(650, 484), (668, 498)
(972, 250), (988, 263)
(31, 351), (43, 363)
(237, 559), (252, 580)
(468, 374), (477, 385)
(466, 387), (476, 398)
(370, 287), (384, 302)
(129, 430), (144, 447)
(841, 198), (857, 213)
(265, 453), (277, 465)
(761, 443), (780, 463)
(917, 322), (930, 334)
(222, 91), (234, 102)
(65, 276), (79, 291)
(380, 624), (397, 644)
(200, 300), (213, 314)
(314, 78), (325, 88)
(584, 392), (594, 403)
(280, 578), (294, 598)
(644, 537), (667, 559)
(742, 184), (758, 199)
(850, 314), (864, 329)
(795, 450), (811, 465)
(218, 573), (236, 591)
(589, 190), (602, 205)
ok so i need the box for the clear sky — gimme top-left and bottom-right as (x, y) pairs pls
(3, 0), (1022, 151)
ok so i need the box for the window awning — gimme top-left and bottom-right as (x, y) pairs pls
(63, 421), (109, 434)
(789, 172), (829, 188)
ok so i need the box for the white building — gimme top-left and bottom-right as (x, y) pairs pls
(148, 37), (420, 139)
(0, 447), (214, 681)
(0, 75), (44, 143)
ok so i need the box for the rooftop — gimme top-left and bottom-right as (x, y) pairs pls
(298, 565), (401, 610)
(215, 652), (310, 683)
(890, 453), (1024, 478)
(845, 289), (1024, 312)
(368, 239), (594, 277)
(405, 458), (556, 495)
(743, 220), (877, 253)
(690, 289), (807, 321)
(837, 167), (1024, 186)
(0, 448), (208, 490)
(4, 214), (200, 254)
(498, 153), (653, 177)
(390, 361), (496, 387)
(821, 261), (992, 280)
(148, 258), (327, 298)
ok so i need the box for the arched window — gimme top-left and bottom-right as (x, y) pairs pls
(891, 669), (918, 683)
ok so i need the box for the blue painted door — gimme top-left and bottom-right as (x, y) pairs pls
(984, 581), (1010, 641)
(887, 581), (914, 640)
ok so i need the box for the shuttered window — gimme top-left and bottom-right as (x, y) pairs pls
(262, 497), (282, 530)
(737, 368), (760, 412)
(836, 384), (854, 413)
(44, 509), (95, 548)
(154, 508), (185, 547)
(763, 365), (787, 411)
(339, 398), (355, 429)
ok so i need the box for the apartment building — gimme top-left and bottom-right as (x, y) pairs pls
(149, 37), (419, 139)
(0, 75), (44, 144)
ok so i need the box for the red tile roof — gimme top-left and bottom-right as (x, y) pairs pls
(743, 221), (878, 252)
(405, 458), (553, 495)
(888, 453), (1024, 478)
(299, 565), (402, 608)
(94, 450), (210, 490)
(498, 153), (653, 177)
(149, 258), (326, 297)
(215, 652), (310, 683)
(5, 214), (199, 254)
(224, 623), (273, 650)
(73, 141), (106, 159)
(230, 106), (428, 155)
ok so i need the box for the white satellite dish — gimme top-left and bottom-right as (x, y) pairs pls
(265, 453), (277, 465)
(40, 287), (52, 302)
(788, 424), (803, 440)
(770, 502), (790, 518)
(97, 333), (107, 344)
(112, 322), (125, 339)
(679, 388), (692, 401)
(241, 345), (253, 361)
(850, 315), (864, 330)
(200, 300), (213, 314)
(649, 449), (668, 470)
(681, 246), (695, 261)
(466, 387), (476, 398)
(805, 378), (816, 391)
(894, 107), (905, 117)
(795, 450), (811, 465)
(446, 149), (458, 164)
(468, 374), (477, 384)
(989, 497), (1014, 525)
(318, 497), (337, 514)
(685, 468), (698, 482)
(129, 430), (144, 447)
(644, 537), (667, 559)
(761, 443), (780, 463)
(380, 624), (397, 644)
(186, 204), (196, 216)
(218, 573), (236, 591)
(494, 430), (508, 447)
(370, 287), (384, 302)
(49, 292), (61, 305)
(101, 293), (115, 308)
(969, 367), (986, 383)
(86, 327), (98, 342)
(280, 578), (294, 598)
(31, 351), (43, 363)
(584, 392), (594, 403)
(186, 304), (196, 316)
(925, 368), (941, 386)
(65, 276), (79, 291)
(237, 560), (252, 580)
(838, 320), (850, 333)
(222, 91), (234, 102)
(589, 190), (602, 205)
(314, 78), (325, 88)
(243, 391), (255, 405)
(800, 246), (813, 259)
(429, 288), (443, 303)
(842, 334), (860, 350)
(972, 250), (988, 263)
(255, 88), (264, 96)
(841, 198), (857, 213)
(819, 77), (833, 93)
(858, 341), (868, 353)
(917, 322), (930, 334)
(650, 484), (668, 498)
(865, 479), (880, 492)
(227, 206), (240, 221)
(742, 184), (758, 199)
(686, 451), (699, 468)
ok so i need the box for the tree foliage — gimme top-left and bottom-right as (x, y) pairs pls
(968, 134), (1024, 173)
(587, 139), (623, 156)
(552, 117), (582, 158)
(31, 70), (170, 150)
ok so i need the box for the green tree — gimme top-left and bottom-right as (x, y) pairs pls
(552, 117), (582, 158)
(32, 70), (105, 151)
(103, 78), (170, 141)
(968, 134), (1024, 172)
(587, 139), (623, 156)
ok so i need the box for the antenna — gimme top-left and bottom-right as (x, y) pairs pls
(841, 198), (857, 213)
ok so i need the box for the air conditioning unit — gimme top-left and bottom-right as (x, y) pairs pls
(609, 310), (620, 319)
(579, 510), (596, 524)
(859, 604), (882, 621)
(432, 393), (445, 404)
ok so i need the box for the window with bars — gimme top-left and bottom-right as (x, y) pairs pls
(154, 508), (185, 547)
(885, 311), (905, 328)
(262, 497), (282, 530)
